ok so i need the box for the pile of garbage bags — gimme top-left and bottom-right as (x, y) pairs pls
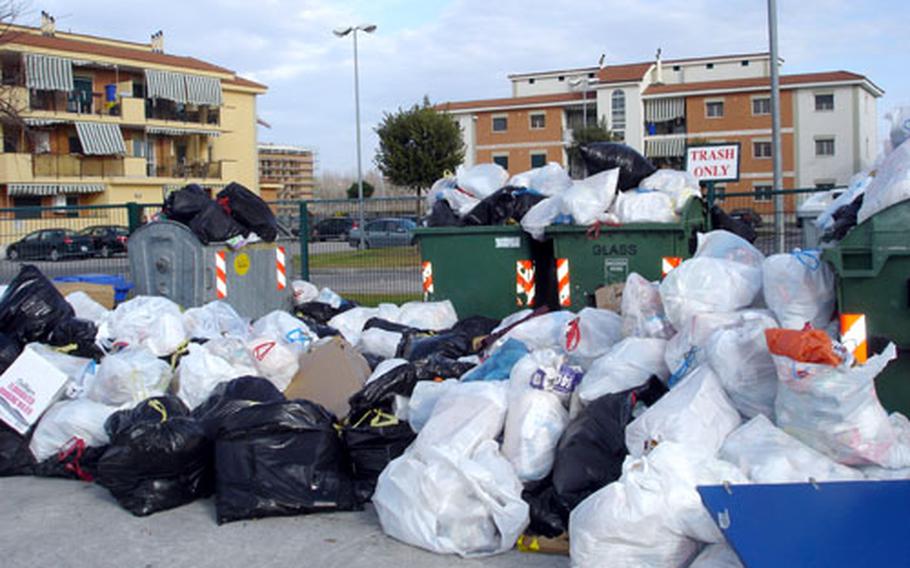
(1, 238), (909, 566)
(161, 181), (279, 246)
(427, 143), (705, 239)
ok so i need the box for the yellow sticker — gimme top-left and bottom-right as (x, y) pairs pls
(233, 253), (251, 276)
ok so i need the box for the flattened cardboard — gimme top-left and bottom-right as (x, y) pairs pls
(54, 282), (115, 309)
(0, 345), (71, 434)
(284, 336), (370, 419)
(595, 283), (624, 313)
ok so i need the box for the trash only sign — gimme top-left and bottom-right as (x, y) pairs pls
(685, 143), (741, 182)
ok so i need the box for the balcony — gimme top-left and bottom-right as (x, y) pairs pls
(29, 90), (123, 119)
(32, 154), (125, 178)
(145, 100), (220, 126)
(151, 160), (222, 179)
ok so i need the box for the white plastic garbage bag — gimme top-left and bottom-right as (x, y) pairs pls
(499, 311), (576, 352)
(373, 439), (528, 557)
(689, 544), (744, 568)
(98, 296), (188, 356)
(773, 342), (910, 468)
(695, 230), (765, 268)
(625, 366), (741, 459)
(705, 314), (779, 418)
(762, 251), (835, 330)
(182, 301), (249, 341)
(560, 168), (619, 226)
(247, 336), (299, 392)
(425, 175), (457, 214)
(508, 162), (573, 196)
(660, 257), (763, 330)
(251, 310), (317, 353)
(414, 381), (508, 459)
(815, 172), (871, 232)
(621, 272), (674, 339)
(177, 343), (250, 409)
(357, 327), (402, 359)
(291, 280), (319, 306)
(315, 287), (344, 308)
(563, 307), (623, 368)
(520, 196), (562, 241)
(612, 190), (678, 224)
(87, 348), (172, 406)
(407, 379), (459, 433)
(578, 337), (669, 403)
(719, 415), (864, 483)
(639, 169), (701, 213)
(65, 291), (109, 325)
(858, 138), (910, 224)
(203, 336), (258, 375)
(366, 358), (409, 386)
(456, 163), (509, 199)
(28, 398), (117, 462)
(328, 306), (381, 345)
(397, 300), (458, 331)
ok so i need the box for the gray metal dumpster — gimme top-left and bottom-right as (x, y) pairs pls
(128, 220), (292, 319)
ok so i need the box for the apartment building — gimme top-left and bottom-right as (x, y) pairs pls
(439, 52), (882, 215)
(0, 16), (266, 218)
(258, 143), (316, 202)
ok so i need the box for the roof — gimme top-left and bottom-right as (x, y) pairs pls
(224, 76), (268, 90)
(436, 91), (586, 112)
(598, 62), (653, 84)
(643, 71), (883, 96)
(508, 52), (771, 81)
(259, 143), (315, 155)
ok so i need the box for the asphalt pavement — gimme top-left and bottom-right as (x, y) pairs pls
(0, 477), (569, 568)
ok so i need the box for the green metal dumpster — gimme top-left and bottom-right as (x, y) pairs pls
(822, 199), (910, 414)
(545, 197), (708, 311)
(413, 225), (555, 320)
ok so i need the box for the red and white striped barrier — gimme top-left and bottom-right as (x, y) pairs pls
(215, 250), (227, 299)
(840, 313), (868, 364)
(515, 260), (536, 307)
(661, 256), (682, 278)
(556, 258), (571, 307)
(421, 261), (434, 295)
(276, 246), (287, 291)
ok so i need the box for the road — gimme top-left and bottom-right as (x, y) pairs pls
(0, 476), (568, 568)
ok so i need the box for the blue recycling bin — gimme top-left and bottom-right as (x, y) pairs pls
(53, 274), (133, 303)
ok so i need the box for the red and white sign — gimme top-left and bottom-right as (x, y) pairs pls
(685, 143), (741, 182)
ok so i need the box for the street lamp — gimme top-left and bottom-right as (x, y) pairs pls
(568, 76), (591, 129)
(334, 24), (377, 249)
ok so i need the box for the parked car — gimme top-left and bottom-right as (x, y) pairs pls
(6, 229), (94, 261)
(312, 217), (354, 242)
(730, 208), (764, 229)
(79, 225), (130, 258)
(348, 218), (416, 249)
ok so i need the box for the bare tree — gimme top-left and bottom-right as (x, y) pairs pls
(0, 3), (28, 133)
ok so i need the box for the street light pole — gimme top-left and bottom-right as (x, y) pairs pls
(768, 0), (785, 253)
(334, 24), (377, 249)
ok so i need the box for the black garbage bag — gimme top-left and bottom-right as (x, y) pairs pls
(363, 317), (424, 335)
(46, 317), (103, 360)
(827, 194), (864, 242)
(0, 424), (34, 477)
(295, 315), (340, 338)
(162, 184), (212, 224)
(342, 408), (416, 503)
(192, 376), (285, 438)
(0, 265), (75, 346)
(399, 330), (472, 361)
(580, 142), (656, 191)
(462, 186), (547, 226)
(32, 441), (107, 482)
(348, 362), (417, 416)
(427, 199), (459, 227)
(214, 399), (358, 523)
(189, 201), (248, 245)
(449, 316), (500, 344)
(710, 205), (757, 244)
(0, 332), (22, 375)
(413, 353), (476, 381)
(96, 396), (213, 517)
(296, 301), (352, 326)
(522, 478), (566, 538)
(216, 182), (279, 242)
(551, 378), (667, 513)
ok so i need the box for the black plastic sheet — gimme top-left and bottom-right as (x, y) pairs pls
(216, 182), (279, 242)
(0, 265), (75, 346)
(348, 362), (417, 416)
(580, 142), (656, 191)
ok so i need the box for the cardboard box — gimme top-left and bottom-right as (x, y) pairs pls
(595, 283), (624, 313)
(54, 282), (116, 309)
(516, 533), (570, 556)
(0, 345), (71, 434)
(283, 336), (371, 419)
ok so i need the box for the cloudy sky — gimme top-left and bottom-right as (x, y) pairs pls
(29, 0), (908, 174)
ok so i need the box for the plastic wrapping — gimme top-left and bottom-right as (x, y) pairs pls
(162, 184), (210, 223)
(177, 343), (256, 409)
(689, 544), (744, 568)
(99, 296), (188, 356)
(406, 379), (459, 433)
(639, 169), (701, 212)
(578, 337), (669, 403)
(348, 360), (416, 417)
(182, 301), (249, 341)
(87, 348), (172, 406)
(612, 190), (678, 223)
(191, 376), (285, 438)
(455, 163), (509, 199)
(246, 336), (299, 392)
(563, 308), (624, 369)
(414, 381), (508, 459)
(291, 280), (319, 306)
(660, 257), (763, 330)
(0, 265), (74, 345)
(65, 291), (109, 325)
(520, 196), (563, 241)
(343, 409), (416, 503)
(188, 200), (248, 244)
(621, 272), (674, 339)
(560, 168), (619, 226)
(579, 142), (656, 190)
(508, 162), (573, 196)
(762, 250), (836, 330)
(29, 398), (116, 462)
(357, 327), (403, 359)
(858, 138), (910, 224)
(397, 300), (458, 331)
(216, 182), (279, 242)
(251, 310), (317, 353)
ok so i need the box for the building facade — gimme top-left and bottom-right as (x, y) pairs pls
(439, 52), (882, 215)
(258, 143), (316, 202)
(0, 18), (266, 219)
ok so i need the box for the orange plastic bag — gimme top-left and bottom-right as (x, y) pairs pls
(765, 328), (843, 366)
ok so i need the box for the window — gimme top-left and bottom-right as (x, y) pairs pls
(706, 63), (714, 70)
(492, 116), (508, 132)
(68, 135), (83, 154)
(753, 141), (772, 159)
(815, 138), (835, 156)
(672, 65), (681, 72)
(587, 72), (595, 79)
(32, 131), (51, 154)
(13, 197), (42, 220)
(706, 101), (724, 118)
(530, 152), (547, 168)
(133, 138), (146, 158)
(754, 184), (773, 202)
(611, 89), (626, 131)
(752, 97), (771, 115)
(65, 195), (79, 218)
(492, 154), (509, 170)
(530, 113), (546, 129)
(68, 76), (93, 114)
(558, 76), (565, 82)
(528, 78), (535, 85)
(741, 60), (750, 67)
(815, 94), (834, 111)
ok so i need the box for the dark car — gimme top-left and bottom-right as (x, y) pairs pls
(348, 218), (416, 249)
(6, 229), (94, 261)
(312, 217), (354, 242)
(79, 225), (130, 258)
(730, 208), (764, 229)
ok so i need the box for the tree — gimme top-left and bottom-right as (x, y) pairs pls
(567, 119), (622, 177)
(346, 180), (375, 199)
(374, 96), (464, 199)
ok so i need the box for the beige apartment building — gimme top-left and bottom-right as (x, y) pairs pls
(258, 143), (316, 202)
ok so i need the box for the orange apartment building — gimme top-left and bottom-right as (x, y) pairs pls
(439, 53), (883, 217)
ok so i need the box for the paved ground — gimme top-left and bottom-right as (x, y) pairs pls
(0, 477), (569, 568)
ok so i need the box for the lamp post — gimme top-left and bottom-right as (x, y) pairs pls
(334, 23), (377, 249)
(767, 0), (784, 253)
(568, 76), (591, 129)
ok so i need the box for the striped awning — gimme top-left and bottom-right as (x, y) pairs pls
(24, 53), (74, 92)
(145, 69), (188, 104)
(146, 126), (221, 137)
(75, 122), (127, 156)
(644, 97), (685, 122)
(185, 74), (222, 106)
(8, 183), (104, 196)
(644, 137), (686, 158)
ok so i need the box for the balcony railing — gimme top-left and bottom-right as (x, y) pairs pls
(151, 160), (222, 179)
(145, 101), (220, 126)
(32, 154), (125, 177)
(29, 91), (122, 118)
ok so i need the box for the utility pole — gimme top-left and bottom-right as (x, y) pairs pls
(768, 0), (785, 253)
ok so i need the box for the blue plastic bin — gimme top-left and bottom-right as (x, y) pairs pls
(53, 274), (133, 304)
